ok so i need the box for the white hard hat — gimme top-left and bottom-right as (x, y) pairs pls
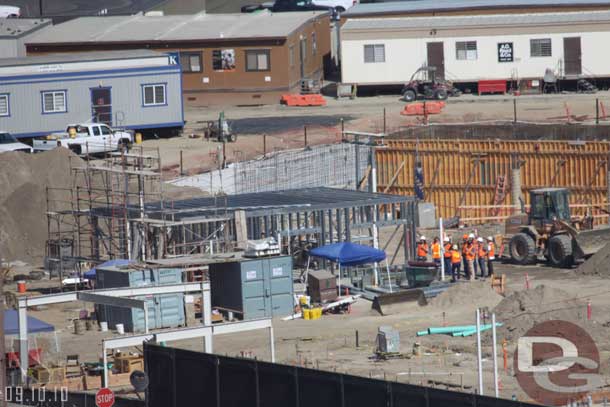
(443, 237), (450, 242)
(468, 233), (475, 239)
(487, 236), (493, 241)
(420, 236), (427, 240)
(477, 237), (484, 242)
(452, 245), (458, 250)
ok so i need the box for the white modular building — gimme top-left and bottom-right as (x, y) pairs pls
(340, 11), (610, 88)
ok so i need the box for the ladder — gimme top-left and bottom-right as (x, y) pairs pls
(489, 174), (508, 217)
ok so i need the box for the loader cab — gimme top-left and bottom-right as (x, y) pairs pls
(529, 188), (571, 225)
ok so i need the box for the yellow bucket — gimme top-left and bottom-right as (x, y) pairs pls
(135, 132), (143, 144)
(303, 309), (311, 320)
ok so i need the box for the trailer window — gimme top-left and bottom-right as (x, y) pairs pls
(142, 84), (166, 106)
(0, 94), (9, 117)
(245, 50), (270, 72)
(180, 52), (202, 73)
(530, 38), (552, 57)
(364, 44), (385, 63)
(42, 90), (67, 114)
(456, 41), (477, 60)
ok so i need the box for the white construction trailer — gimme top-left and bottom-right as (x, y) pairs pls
(340, 10), (610, 91)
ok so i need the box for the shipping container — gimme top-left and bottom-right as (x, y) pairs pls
(209, 256), (294, 320)
(376, 139), (610, 224)
(96, 266), (185, 332)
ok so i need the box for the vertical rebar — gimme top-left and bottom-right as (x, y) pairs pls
(180, 150), (184, 176)
(263, 134), (267, 157)
(383, 108), (387, 134)
(304, 126), (308, 148)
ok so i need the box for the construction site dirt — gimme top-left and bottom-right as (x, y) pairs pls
(5, 261), (610, 402)
(3, 91), (610, 403)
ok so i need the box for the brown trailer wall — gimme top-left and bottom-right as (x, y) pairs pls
(377, 139), (610, 224)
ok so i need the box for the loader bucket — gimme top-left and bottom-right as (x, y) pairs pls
(372, 289), (426, 316)
(575, 227), (610, 257)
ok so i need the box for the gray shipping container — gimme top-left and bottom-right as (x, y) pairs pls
(96, 266), (185, 332)
(210, 256), (294, 320)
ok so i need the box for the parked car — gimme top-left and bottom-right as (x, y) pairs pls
(33, 123), (133, 155)
(0, 131), (32, 153)
(0, 5), (20, 18)
(311, 0), (356, 12)
(242, 0), (337, 18)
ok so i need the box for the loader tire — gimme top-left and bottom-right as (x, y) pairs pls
(547, 235), (575, 268)
(509, 233), (537, 265)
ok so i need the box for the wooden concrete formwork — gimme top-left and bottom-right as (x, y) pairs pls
(376, 138), (610, 224)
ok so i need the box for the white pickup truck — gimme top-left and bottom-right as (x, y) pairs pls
(33, 123), (133, 155)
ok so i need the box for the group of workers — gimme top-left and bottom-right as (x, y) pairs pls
(416, 233), (496, 283)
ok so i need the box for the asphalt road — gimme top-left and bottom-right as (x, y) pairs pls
(10, 0), (166, 16)
(9, 0), (256, 16)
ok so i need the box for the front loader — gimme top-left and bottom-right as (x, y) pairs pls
(505, 188), (610, 268)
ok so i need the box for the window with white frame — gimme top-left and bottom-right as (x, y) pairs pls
(456, 41), (477, 60)
(42, 90), (66, 113)
(143, 84), (166, 106)
(312, 32), (317, 55)
(364, 44), (385, 63)
(530, 38), (552, 57)
(0, 94), (8, 116)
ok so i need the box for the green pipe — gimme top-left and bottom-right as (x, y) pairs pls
(452, 323), (503, 337)
(428, 325), (478, 335)
(416, 330), (430, 336)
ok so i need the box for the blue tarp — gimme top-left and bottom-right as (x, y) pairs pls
(84, 259), (133, 279)
(4, 310), (54, 335)
(309, 242), (386, 267)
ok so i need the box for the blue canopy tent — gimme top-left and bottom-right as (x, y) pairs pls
(309, 242), (392, 293)
(84, 259), (133, 279)
(4, 310), (54, 335)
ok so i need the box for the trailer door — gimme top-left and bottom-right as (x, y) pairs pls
(563, 37), (582, 76)
(427, 42), (445, 80)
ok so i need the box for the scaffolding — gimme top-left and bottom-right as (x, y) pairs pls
(45, 146), (232, 269)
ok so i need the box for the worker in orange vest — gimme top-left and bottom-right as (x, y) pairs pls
(477, 237), (487, 279)
(450, 244), (461, 282)
(416, 236), (429, 261)
(443, 237), (452, 278)
(465, 234), (476, 281)
(461, 234), (469, 278)
(487, 236), (496, 277)
(431, 237), (441, 267)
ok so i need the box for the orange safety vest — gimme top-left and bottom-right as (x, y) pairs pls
(451, 250), (461, 264)
(488, 242), (496, 259)
(465, 243), (476, 261)
(444, 243), (452, 258)
(417, 243), (429, 257)
(478, 243), (487, 258)
(432, 243), (441, 259)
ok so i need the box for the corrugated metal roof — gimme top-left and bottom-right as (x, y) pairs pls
(0, 18), (51, 39)
(0, 50), (166, 67)
(342, 10), (610, 30)
(344, 0), (610, 16)
(26, 11), (327, 45)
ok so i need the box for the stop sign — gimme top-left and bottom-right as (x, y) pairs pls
(96, 388), (115, 407)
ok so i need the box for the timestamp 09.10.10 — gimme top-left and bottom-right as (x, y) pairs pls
(3, 387), (69, 403)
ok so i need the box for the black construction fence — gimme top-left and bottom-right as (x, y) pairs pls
(5, 387), (144, 407)
(144, 344), (538, 407)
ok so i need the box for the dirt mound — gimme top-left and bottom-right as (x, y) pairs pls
(576, 242), (610, 277)
(491, 285), (588, 342)
(427, 280), (503, 310)
(0, 149), (78, 263)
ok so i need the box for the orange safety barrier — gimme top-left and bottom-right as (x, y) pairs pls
(400, 101), (445, 116)
(281, 94), (327, 107)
